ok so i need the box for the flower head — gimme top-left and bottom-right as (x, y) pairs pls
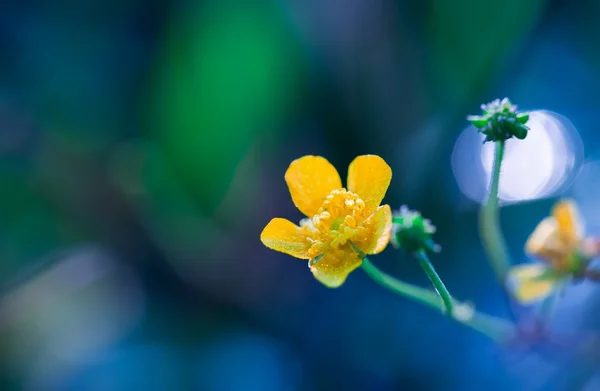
(467, 98), (530, 143)
(391, 206), (440, 255)
(260, 155), (393, 287)
(508, 200), (600, 303)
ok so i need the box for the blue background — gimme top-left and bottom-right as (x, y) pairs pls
(1, 0), (600, 390)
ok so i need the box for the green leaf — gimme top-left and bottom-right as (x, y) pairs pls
(516, 113), (530, 124)
(513, 126), (528, 139)
(466, 116), (489, 129)
(150, 2), (303, 213)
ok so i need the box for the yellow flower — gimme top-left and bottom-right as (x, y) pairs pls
(260, 155), (393, 288)
(508, 200), (599, 304)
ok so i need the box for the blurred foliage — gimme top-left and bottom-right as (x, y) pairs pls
(2, 0), (600, 390)
(427, 0), (546, 103)
(152, 0), (304, 213)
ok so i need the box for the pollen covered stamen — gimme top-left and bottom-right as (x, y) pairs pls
(344, 215), (356, 228)
(319, 189), (366, 217)
(305, 189), (368, 252)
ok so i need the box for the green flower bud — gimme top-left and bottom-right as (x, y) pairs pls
(467, 98), (530, 143)
(391, 206), (441, 255)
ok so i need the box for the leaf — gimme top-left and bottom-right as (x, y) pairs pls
(466, 116), (489, 129)
(516, 113), (530, 124)
(150, 2), (303, 213)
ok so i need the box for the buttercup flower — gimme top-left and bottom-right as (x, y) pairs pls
(261, 155), (393, 287)
(508, 200), (600, 304)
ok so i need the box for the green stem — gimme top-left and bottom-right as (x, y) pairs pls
(415, 250), (453, 315)
(480, 140), (512, 282)
(360, 257), (515, 342)
(361, 256), (442, 309)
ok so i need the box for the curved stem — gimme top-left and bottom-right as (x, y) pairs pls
(480, 140), (512, 282)
(415, 250), (453, 315)
(361, 256), (443, 309)
(360, 257), (515, 342)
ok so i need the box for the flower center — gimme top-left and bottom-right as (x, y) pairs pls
(304, 189), (367, 258)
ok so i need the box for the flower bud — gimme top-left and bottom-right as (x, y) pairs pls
(391, 206), (440, 255)
(467, 98), (529, 143)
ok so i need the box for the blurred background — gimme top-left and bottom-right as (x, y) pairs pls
(1, 0), (600, 390)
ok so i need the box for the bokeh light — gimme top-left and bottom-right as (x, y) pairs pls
(0, 247), (145, 387)
(452, 110), (584, 204)
(3, 1), (600, 390)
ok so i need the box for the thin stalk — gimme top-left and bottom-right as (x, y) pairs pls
(480, 140), (512, 282)
(360, 257), (515, 342)
(415, 250), (453, 315)
(360, 256), (443, 309)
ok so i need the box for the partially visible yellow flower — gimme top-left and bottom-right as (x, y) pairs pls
(508, 200), (600, 304)
(260, 155), (393, 287)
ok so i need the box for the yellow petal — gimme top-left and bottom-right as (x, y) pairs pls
(285, 156), (342, 217)
(525, 217), (558, 256)
(359, 205), (392, 254)
(309, 249), (362, 288)
(347, 155), (392, 212)
(507, 264), (557, 304)
(260, 218), (310, 259)
(552, 199), (584, 245)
